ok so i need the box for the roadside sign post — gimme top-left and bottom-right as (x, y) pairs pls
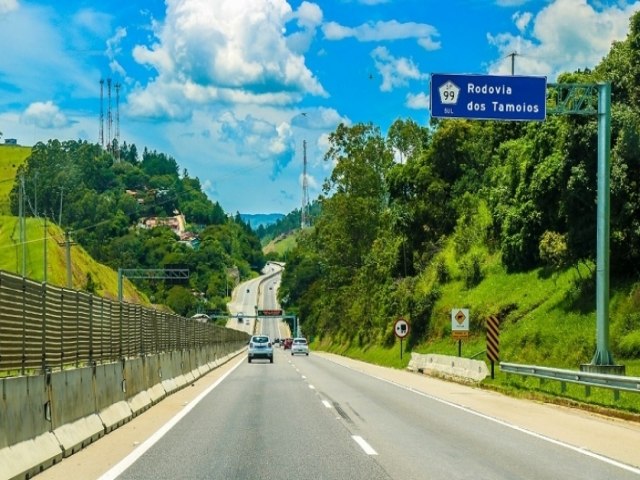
(430, 75), (619, 371)
(394, 318), (410, 360)
(451, 309), (469, 357)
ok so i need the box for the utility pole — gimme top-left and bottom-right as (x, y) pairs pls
(64, 230), (73, 288)
(43, 216), (48, 283)
(507, 51), (519, 75)
(58, 187), (64, 226)
(19, 175), (26, 277)
(33, 172), (38, 217)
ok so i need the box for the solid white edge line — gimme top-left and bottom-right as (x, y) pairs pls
(97, 356), (246, 480)
(322, 400), (332, 408)
(352, 435), (378, 455)
(322, 356), (640, 475)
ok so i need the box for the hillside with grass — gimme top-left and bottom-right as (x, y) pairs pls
(0, 140), (266, 316)
(0, 214), (149, 303)
(263, 229), (301, 258)
(276, 14), (640, 416)
(0, 145), (148, 302)
(0, 145), (30, 214)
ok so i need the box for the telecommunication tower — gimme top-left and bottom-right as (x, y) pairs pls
(115, 82), (121, 159)
(99, 79), (104, 147)
(107, 78), (112, 152)
(301, 140), (310, 229)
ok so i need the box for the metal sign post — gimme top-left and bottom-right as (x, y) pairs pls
(451, 309), (469, 357)
(394, 318), (410, 360)
(430, 76), (619, 372)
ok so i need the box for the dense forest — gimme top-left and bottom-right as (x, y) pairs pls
(9, 140), (265, 317)
(279, 12), (640, 359)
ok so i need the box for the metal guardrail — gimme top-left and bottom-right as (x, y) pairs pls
(500, 362), (640, 400)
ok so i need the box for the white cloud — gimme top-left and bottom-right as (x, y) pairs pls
(106, 26), (127, 76)
(487, 0), (640, 79)
(291, 107), (349, 130)
(72, 8), (112, 37)
(513, 11), (532, 33)
(21, 101), (72, 129)
(295, 1), (323, 29)
(201, 178), (217, 197)
(219, 112), (295, 179)
(406, 92), (429, 110)
(128, 0), (326, 120)
(371, 46), (427, 92)
(286, 2), (323, 53)
(323, 19), (440, 50)
(0, 0), (18, 15)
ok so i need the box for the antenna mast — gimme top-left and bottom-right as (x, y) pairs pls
(99, 79), (104, 148)
(115, 82), (121, 160)
(107, 78), (112, 152)
(301, 140), (310, 229)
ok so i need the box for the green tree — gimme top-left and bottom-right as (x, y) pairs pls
(165, 286), (197, 316)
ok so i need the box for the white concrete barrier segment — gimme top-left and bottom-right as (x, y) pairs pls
(407, 352), (489, 382)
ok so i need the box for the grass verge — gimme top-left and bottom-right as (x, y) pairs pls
(311, 337), (640, 422)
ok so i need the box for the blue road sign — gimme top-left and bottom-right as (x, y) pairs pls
(430, 73), (547, 121)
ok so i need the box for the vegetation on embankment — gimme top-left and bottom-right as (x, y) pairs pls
(0, 145), (30, 215)
(0, 214), (150, 304)
(0, 140), (266, 315)
(276, 11), (640, 416)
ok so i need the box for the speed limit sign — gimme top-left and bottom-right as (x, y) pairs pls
(394, 318), (410, 338)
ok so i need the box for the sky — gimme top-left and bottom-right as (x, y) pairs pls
(1, 0), (639, 215)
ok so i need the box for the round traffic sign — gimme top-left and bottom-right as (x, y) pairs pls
(394, 318), (410, 338)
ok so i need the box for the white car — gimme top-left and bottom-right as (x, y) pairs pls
(290, 337), (309, 356)
(248, 335), (274, 363)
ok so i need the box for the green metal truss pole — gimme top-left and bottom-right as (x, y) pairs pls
(548, 82), (618, 369)
(593, 82), (614, 366)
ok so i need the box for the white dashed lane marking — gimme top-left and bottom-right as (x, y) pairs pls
(352, 435), (378, 455)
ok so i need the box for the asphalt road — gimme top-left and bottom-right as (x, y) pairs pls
(226, 262), (285, 336)
(36, 349), (640, 480)
(34, 263), (640, 479)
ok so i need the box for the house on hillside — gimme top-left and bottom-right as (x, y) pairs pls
(140, 212), (187, 236)
(178, 231), (200, 249)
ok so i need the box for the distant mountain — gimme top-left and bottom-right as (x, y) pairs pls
(241, 213), (285, 229)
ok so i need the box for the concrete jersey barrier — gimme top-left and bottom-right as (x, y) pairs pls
(0, 342), (246, 480)
(407, 352), (489, 382)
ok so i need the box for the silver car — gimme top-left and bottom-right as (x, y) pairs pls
(248, 335), (273, 363)
(290, 337), (309, 356)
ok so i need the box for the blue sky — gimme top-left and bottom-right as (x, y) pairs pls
(1, 0), (639, 215)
